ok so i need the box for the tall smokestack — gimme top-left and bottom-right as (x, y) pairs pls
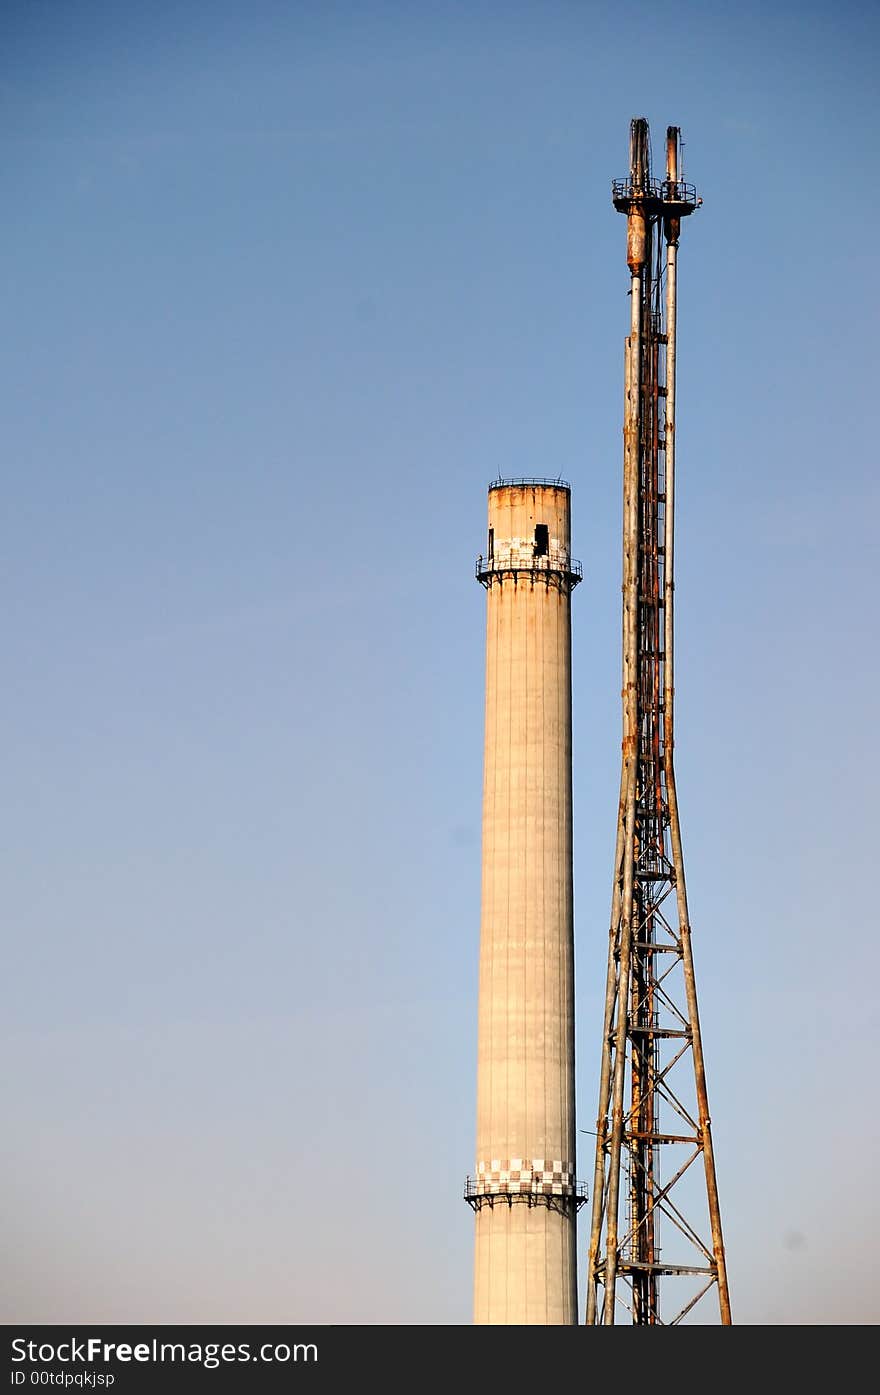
(465, 478), (584, 1324)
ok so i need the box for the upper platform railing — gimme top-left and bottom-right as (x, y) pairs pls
(611, 177), (699, 207)
(476, 548), (583, 587)
(488, 476), (571, 491)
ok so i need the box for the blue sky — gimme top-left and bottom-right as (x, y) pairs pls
(3, 0), (878, 1324)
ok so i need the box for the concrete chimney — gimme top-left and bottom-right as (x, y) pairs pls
(466, 478), (583, 1325)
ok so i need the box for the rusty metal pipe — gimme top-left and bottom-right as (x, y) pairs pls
(666, 127), (678, 180)
(664, 126), (682, 245)
(600, 267), (643, 1323)
(663, 226), (733, 1326)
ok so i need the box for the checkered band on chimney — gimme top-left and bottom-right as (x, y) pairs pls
(475, 1159), (575, 1197)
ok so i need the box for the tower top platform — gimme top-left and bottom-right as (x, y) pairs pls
(488, 476), (571, 492)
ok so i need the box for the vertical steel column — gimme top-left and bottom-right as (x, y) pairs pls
(599, 266), (642, 1322)
(662, 132), (732, 1327)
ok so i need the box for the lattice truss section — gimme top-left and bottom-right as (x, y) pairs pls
(600, 876), (721, 1326)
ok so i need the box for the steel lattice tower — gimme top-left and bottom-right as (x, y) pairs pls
(584, 118), (732, 1326)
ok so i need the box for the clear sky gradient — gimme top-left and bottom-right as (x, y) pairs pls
(3, 0), (878, 1324)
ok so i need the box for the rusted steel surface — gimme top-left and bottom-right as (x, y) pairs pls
(585, 120), (730, 1326)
